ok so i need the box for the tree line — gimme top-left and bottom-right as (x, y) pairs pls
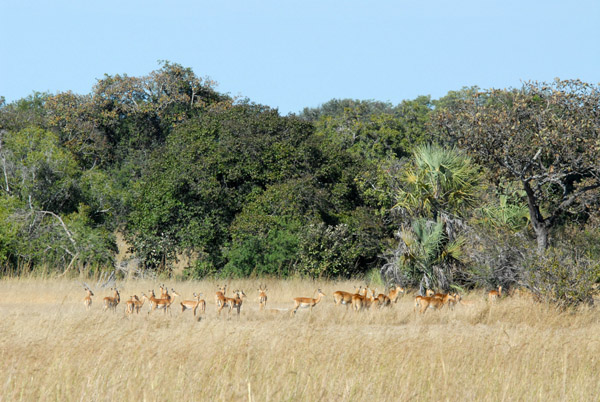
(1, 63), (599, 306)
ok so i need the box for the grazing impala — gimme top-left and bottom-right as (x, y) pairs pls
(83, 287), (94, 310)
(258, 285), (268, 311)
(333, 286), (362, 307)
(291, 289), (326, 316)
(181, 293), (206, 317)
(488, 286), (502, 302)
(103, 288), (120, 312)
(215, 285), (227, 309)
(218, 290), (246, 316)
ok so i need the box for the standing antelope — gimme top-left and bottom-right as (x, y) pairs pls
(352, 286), (376, 312)
(125, 295), (139, 315)
(133, 294), (146, 314)
(147, 289), (179, 315)
(103, 288), (120, 312)
(159, 284), (170, 300)
(414, 289), (435, 312)
(333, 286), (362, 307)
(181, 293), (206, 317)
(374, 288), (390, 308)
(258, 285), (268, 311)
(218, 290), (246, 316)
(83, 287), (94, 310)
(488, 286), (502, 302)
(215, 285), (227, 309)
(388, 285), (405, 304)
(291, 289), (326, 316)
(417, 296), (445, 314)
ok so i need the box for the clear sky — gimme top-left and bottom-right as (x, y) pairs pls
(1, 0), (598, 115)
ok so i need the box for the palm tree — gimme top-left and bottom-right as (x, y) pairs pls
(383, 145), (480, 289)
(394, 144), (481, 220)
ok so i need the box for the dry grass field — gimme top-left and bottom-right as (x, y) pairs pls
(2, 277), (600, 401)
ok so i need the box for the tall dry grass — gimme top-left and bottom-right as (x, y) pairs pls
(1, 277), (600, 401)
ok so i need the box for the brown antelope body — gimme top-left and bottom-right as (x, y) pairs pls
(181, 293), (206, 316)
(414, 289), (435, 312)
(388, 285), (405, 304)
(147, 289), (179, 315)
(291, 289), (326, 315)
(215, 285), (227, 309)
(83, 287), (94, 310)
(488, 286), (502, 302)
(333, 286), (361, 307)
(125, 295), (139, 315)
(103, 288), (120, 312)
(258, 285), (268, 311)
(218, 290), (246, 316)
(351, 286), (371, 312)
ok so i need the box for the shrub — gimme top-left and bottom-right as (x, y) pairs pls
(524, 248), (600, 309)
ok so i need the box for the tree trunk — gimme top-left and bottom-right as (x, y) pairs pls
(522, 180), (550, 254)
(533, 225), (549, 254)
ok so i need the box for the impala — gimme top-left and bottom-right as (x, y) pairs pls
(351, 286), (370, 312)
(417, 296), (445, 314)
(125, 295), (139, 315)
(374, 288), (390, 307)
(488, 286), (502, 302)
(147, 289), (179, 316)
(215, 285), (227, 309)
(291, 289), (326, 316)
(159, 284), (170, 300)
(181, 292), (206, 317)
(388, 285), (405, 304)
(83, 287), (94, 310)
(103, 288), (120, 312)
(218, 290), (246, 316)
(258, 285), (268, 311)
(414, 289), (435, 312)
(133, 294), (146, 314)
(333, 286), (362, 307)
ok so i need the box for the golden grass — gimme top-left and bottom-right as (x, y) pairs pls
(1, 277), (600, 401)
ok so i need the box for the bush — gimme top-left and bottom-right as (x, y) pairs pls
(524, 248), (600, 309)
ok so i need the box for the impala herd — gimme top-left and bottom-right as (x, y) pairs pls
(82, 283), (506, 317)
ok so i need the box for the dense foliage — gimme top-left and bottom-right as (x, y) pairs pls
(1, 64), (599, 306)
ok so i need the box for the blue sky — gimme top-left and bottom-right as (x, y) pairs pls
(1, 0), (598, 115)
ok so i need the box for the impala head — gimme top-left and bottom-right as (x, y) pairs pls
(85, 287), (94, 296)
(317, 289), (326, 297)
(425, 289), (434, 297)
(171, 288), (181, 298)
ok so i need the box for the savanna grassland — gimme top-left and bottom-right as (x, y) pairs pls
(2, 278), (600, 401)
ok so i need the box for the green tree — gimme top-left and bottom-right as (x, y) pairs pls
(433, 80), (600, 252)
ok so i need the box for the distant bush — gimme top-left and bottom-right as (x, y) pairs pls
(524, 248), (600, 309)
